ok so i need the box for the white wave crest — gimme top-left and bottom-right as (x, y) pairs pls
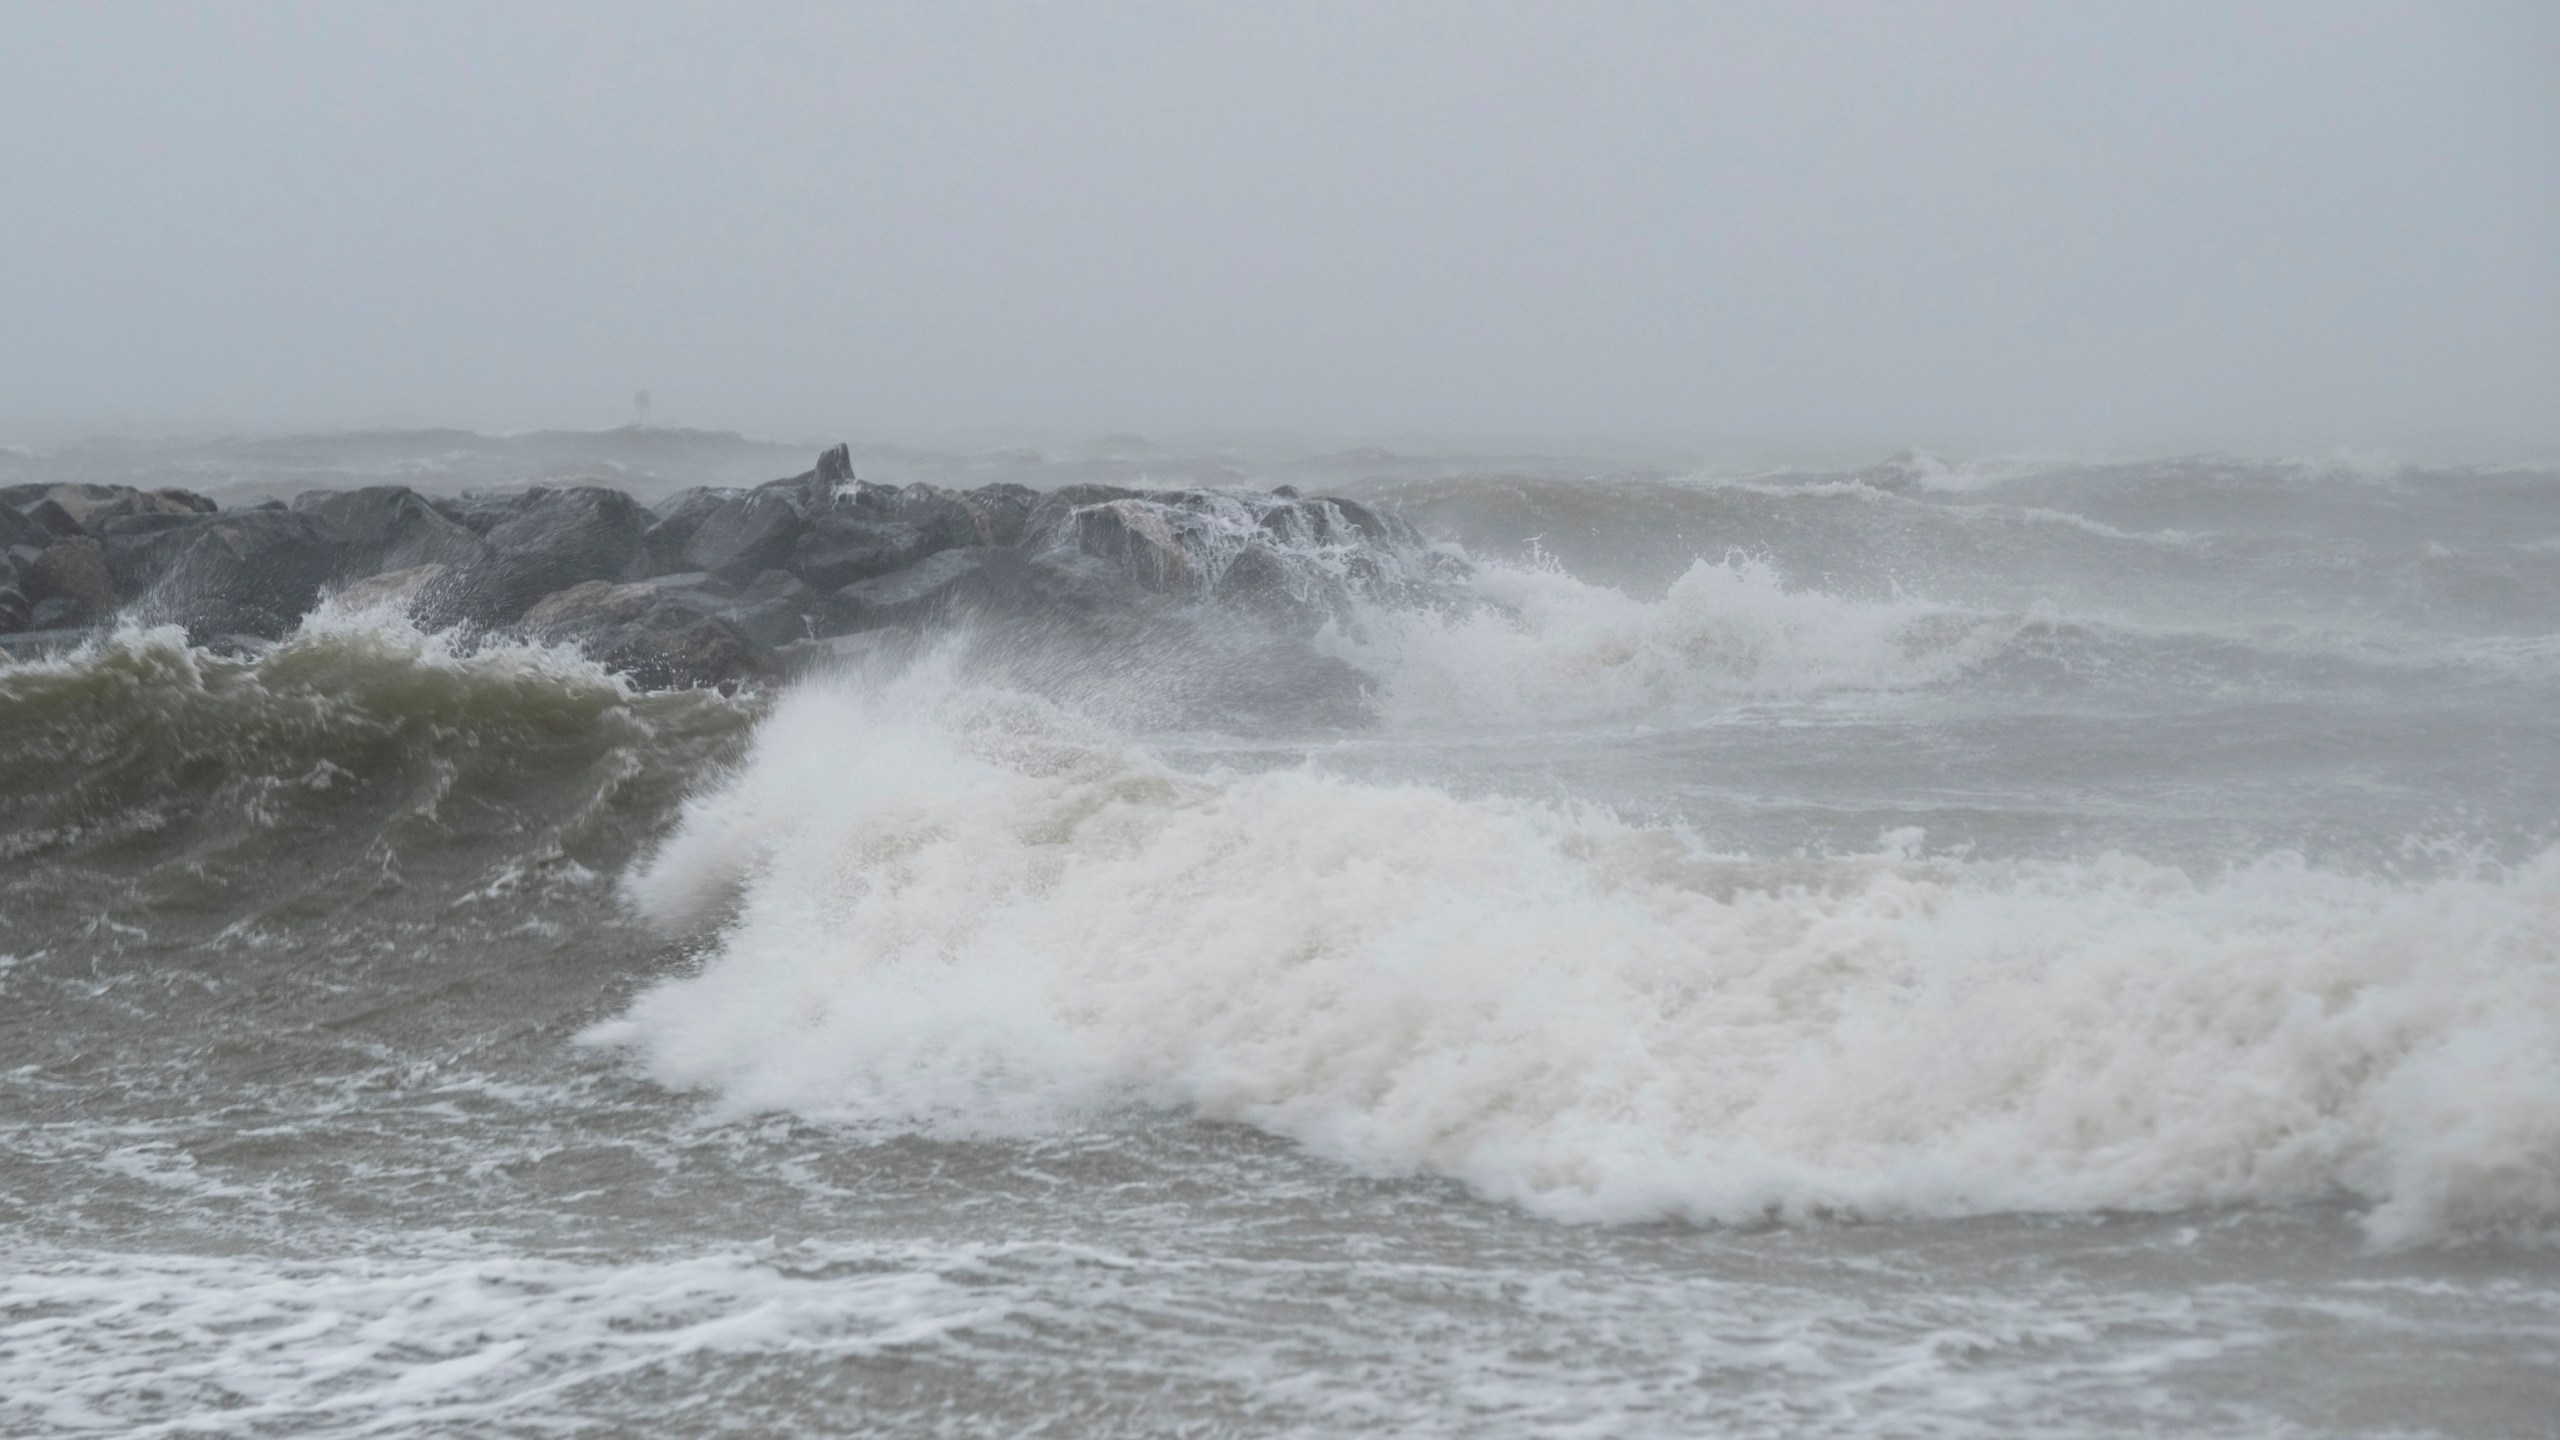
(594, 671), (2560, 1245)
(1339, 554), (2014, 722)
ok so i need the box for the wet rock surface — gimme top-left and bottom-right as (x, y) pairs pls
(0, 446), (1464, 691)
(290, 486), (489, 577)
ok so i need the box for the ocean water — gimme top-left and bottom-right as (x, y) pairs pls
(4, 435), (2557, 1437)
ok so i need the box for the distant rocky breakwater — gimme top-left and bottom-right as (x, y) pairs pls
(0, 443), (1463, 692)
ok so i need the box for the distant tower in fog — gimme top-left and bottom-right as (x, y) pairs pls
(633, 389), (652, 429)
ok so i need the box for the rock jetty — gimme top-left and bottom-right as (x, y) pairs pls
(0, 444), (1462, 690)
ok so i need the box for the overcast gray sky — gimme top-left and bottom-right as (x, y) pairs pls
(2, 1), (2554, 450)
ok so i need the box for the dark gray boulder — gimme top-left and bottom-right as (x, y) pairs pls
(0, 502), (49, 555)
(1020, 484), (1144, 547)
(482, 487), (650, 577)
(290, 486), (488, 577)
(722, 568), (815, 648)
(1211, 541), (1314, 627)
(89, 510), (206, 540)
(824, 547), (1002, 631)
(1044, 498), (1202, 595)
(112, 511), (345, 640)
(816, 547), (1161, 643)
(1257, 493), (1418, 551)
(108, 487), (220, 522)
(790, 513), (931, 591)
(23, 498), (86, 540)
(25, 536), (119, 625)
(682, 488), (805, 582)
(962, 483), (1040, 547)
(888, 482), (1033, 550)
(830, 479), (906, 517)
(590, 567), (812, 648)
(28, 597), (87, 631)
(518, 578), (774, 691)
(431, 493), (519, 536)
(0, 484), (218, 530)
(435, 486), (651, 625)
(640, 487), (740, 573)
(0, 521), (43, 634)
(613, 616), (772, 692)
(0, 483), (140, 526)
(745, 441), (854, 512)
(626, 569), (727, 599)
(1016, 483), (1456, 619)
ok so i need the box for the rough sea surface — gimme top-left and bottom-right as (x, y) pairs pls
(4, 432), (2557, 1437)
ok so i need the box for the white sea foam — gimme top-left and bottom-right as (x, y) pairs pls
(17, 1225), (2438, 1439)
(598, 665), (2560, 1245)
(0, 1243), (1005, 1437)
(1334, 554), (2016, 722)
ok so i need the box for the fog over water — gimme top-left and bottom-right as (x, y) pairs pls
(6, 8), (2560, 1438)
(2, 1), (2555, 449)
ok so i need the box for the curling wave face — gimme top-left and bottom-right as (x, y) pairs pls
(598, 650), (2560, 1246)
(0, 615), (757, 963)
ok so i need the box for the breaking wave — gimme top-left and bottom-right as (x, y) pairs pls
(596, 659), (2560, 1246)
(0, 616), (755, 906)
(1337, 554), (2017, 721)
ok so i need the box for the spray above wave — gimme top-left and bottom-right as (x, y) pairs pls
(1336, 553), (2018, 722)
(1353, 458), (2560, 651)
(595, 661), (2560, 1245)
(1340, 551), (2556, 732)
